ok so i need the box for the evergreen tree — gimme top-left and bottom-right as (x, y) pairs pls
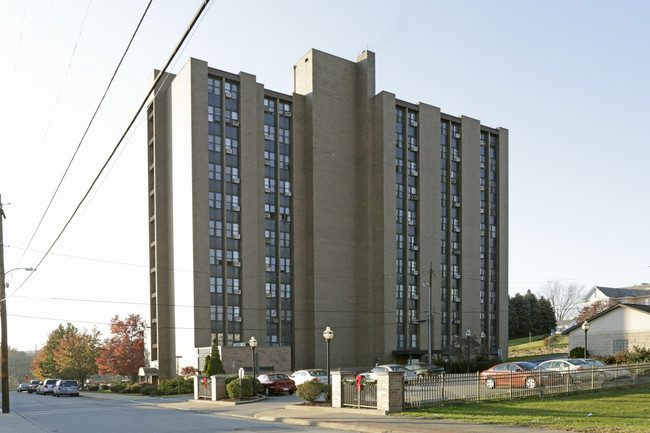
(203, 355), (211, 375)
(508, 294), (530, 339)
(206, 338), (225, 376)
(537, 297), (557, 334)
(524, 290), (540, 335)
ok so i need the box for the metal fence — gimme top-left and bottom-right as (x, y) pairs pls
(196, 376), (212, 400)
(341, 379), (377, 409)
(404, 362), (650, 409)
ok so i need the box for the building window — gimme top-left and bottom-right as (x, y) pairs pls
(209, 192), (222, 209)
(210, 277), (223, 293)
(613, 339), (628, 353)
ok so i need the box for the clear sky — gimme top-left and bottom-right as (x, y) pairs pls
(1, 0), (649, 352)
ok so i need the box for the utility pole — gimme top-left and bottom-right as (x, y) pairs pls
(0, 194), (9, 414)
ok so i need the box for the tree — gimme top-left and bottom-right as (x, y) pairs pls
(96, 314), (145, 381)
(205, 338), (225, 376)
(537, 296), (558, 334)
(31, 323), (79, 379)
(53, 328), (101, 385)
(539, 280), (586, 321)
(7, 347), (34, 386)
(509, 294), (530, 339)
(575, 299), (610, 323)
(203, 355), (211, 375)
(509, 291), (557, 338)
(180, 366), (199, 378)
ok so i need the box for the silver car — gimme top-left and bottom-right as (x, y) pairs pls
(538, 359), (600, 382)
(359, 364), (417, 382)
(53, 380), (80, 397)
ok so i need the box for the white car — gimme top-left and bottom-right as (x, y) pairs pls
(290, 369), (329, 385)
(359, 364), (417, 382)
(37, 378), (60, 395)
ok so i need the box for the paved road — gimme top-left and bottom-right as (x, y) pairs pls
(5, 391), (334, 433)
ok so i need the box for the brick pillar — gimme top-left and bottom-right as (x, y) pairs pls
(376, 371), (404, 413)
(211, 375), (226, 400)
(332, 371), (342, 407)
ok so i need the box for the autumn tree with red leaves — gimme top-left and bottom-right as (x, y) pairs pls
(96, 314), (145, 381)
(575, 299), (610, 323)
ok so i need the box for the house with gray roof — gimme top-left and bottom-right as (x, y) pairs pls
(583, 284), (650, 308)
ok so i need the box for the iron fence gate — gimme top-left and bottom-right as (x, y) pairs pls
(341, 380), (377, 409)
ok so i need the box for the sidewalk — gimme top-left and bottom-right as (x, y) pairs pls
(2, 392), (568, 433)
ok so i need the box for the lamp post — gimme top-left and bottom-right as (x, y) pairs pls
(1, 264), (35, 415)
(322, 326), (334, 387)
(465, 328), (472, 373)
(480, 331), (486, 350)
(249, 336), (257, 395)
(582, 321), (590, 358)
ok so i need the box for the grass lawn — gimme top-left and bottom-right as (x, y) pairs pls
(399, 387), (650, 433)
(509, 334), (568, 352)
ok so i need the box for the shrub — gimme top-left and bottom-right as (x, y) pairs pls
(225, 375), (239, 385)
(141, 385), (157, 396)
(226, 376), (253, 399)
(131, 385), (142, 394)
(150, 388), (162, 397)
(629, 346), (650, 363)
(158, 377), (194, 395)
(296, 380), (324, 402)
(88, 385), (99, 391)
(110, 384), (126, 393)
(594, 354), (616, 364)
(569, 346), (588, 358)
(614, 350), (630, 363)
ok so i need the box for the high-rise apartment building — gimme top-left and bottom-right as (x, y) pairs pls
(146, 49), (508, 379)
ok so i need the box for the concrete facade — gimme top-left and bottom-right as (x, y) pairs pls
(146, 49), (508, 380)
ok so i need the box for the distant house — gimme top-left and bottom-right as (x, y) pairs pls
(555, 319), (575, 334)
(583, 284), (650, 308)
(566, 304), (650, 356)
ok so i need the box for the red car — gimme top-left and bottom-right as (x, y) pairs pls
(257, 373), (296, 396)
(480, 362), (550, 389)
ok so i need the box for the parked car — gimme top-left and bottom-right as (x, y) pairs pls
(359, 364), (417, 382)
(290, 369), (329, 385)
(28, 379), (42, 394)
(257, 373), (296, 396)
(403, 363), (445, 378)
(538, 358), (597, 382)
(577, 358), (632, 380)
(53, 380), (80, 397)
(37, 378), (60, 395)
(16, 383), (30, 392)
(480, 362), (551, 389)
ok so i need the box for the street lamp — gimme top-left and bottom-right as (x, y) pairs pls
(582, 321), (590, 358)
(322, 326), (334, 387)
(480, 331), (486, 349)
(465, 328), (472, 373)
(1, 266), (35, 414)
(249, 336), (257, 395)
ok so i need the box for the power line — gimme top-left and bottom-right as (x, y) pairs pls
(3, 0), (212, 302)
(15, 0), (153, 273)
(35, 0), (94, 157)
